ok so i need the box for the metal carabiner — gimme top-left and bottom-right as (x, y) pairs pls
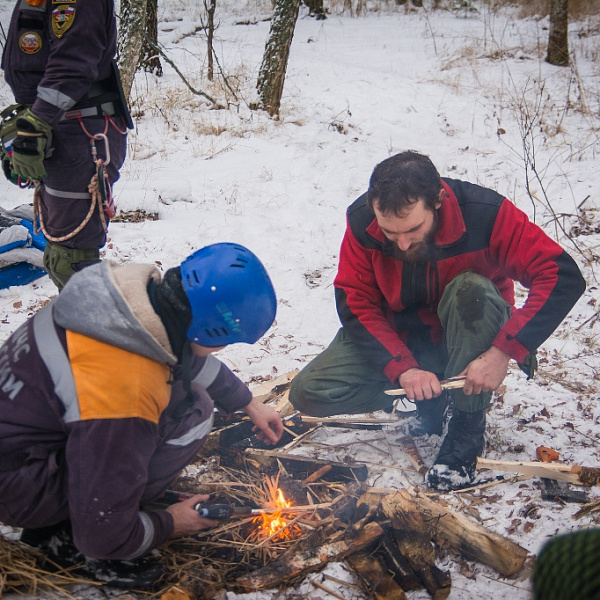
(89, 132), (111, 167)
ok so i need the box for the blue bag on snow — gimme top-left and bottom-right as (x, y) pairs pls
(0, 204), (46, 289)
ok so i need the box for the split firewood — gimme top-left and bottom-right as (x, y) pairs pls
(574, 496), (600, 520)
(361, 487), (529, 577)
(379, 493), (451, 599)
(274, 390), (296, 418)
(534, 446), (589, 503)
(347, 552), (408, 600)
(396, 435), (428, 476)
(302, 464), (333, 486)
(250, 369), (299, 402)
(235, 521), (383, 591)
(477, 457), (600, 486)
(378, 531), (423, 592)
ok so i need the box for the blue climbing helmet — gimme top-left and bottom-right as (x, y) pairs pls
(180, 243), (277, 346)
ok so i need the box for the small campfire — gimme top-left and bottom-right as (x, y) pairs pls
(250, 475), (302, 544)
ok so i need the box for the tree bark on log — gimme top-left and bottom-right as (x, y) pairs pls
(362, 488), (529, 577)
(236, 521), (383, 591)
(381, 496), (451, 599)
(347, 552), (408, 600)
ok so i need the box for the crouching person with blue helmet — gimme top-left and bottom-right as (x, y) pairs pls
(0, 242), (283, 589)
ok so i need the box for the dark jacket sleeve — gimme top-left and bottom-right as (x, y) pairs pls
(66, 418), (173, 560)
(186, 353), (252, 414)
(33, 0), (116, 124)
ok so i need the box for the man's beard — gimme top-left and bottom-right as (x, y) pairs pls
(392, 210), (438, 263)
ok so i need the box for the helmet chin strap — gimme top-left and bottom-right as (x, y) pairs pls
(147, 267), (192, 361)
(171, 339), (195, 418)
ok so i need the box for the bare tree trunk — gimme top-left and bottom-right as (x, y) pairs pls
(546, 0), (569, 66)
(205, 0), (216, 81)
(256, 0), (301, 117)
(140, 0), (162, 76)
(117, 0), (148, 100)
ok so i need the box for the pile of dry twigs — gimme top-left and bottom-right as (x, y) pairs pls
(161, 458), (351, 598)
(0, 534), (100, 597)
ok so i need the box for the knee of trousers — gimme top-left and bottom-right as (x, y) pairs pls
(43, 243), (100, 290)
(289, 368), (310, 410)
(438, 271), (509, 329)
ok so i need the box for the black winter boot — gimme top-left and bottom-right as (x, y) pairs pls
(426, 408), (487, 491)
(20, 521), (84, 567)
(401, 392), (449, 437)
(20, 521), (163, 590)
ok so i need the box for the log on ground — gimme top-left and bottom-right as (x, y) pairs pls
(236, 521), (383, 592)
(372, 488), (529, 577)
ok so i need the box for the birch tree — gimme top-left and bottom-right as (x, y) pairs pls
(256, 0), (301, 117)
(117, 0), (148, 99)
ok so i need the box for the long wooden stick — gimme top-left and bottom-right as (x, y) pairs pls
(385, 376), (466, 397)
(300, 416), (397, 424)
(477, 457), (600, 486)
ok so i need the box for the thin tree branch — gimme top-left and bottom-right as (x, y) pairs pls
(145, 38), (217, 105)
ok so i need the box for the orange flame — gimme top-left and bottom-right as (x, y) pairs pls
(253, 477), (300, 542)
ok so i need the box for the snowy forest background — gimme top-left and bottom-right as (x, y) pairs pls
(1, 0), (600, 598)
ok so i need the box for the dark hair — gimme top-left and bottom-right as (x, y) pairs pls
(367, 151), (443, 215)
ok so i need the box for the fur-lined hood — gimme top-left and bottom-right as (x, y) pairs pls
(52, 261), (178, 365)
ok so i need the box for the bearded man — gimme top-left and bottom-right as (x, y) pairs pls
(289, 150), (585, 490)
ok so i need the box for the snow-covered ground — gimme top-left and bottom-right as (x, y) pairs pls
(1, 0), (599, 598)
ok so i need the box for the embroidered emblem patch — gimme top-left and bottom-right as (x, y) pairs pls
(19, 31), (43, 54)
(51, 5), (75, 38)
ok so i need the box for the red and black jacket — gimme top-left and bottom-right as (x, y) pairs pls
(334, 177), (586, 384)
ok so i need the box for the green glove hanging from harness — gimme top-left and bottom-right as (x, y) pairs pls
(0, 103), (34, 187)
(10, 109), (52, 180)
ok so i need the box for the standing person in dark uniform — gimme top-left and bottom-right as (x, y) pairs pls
(1, 0), (132, 289)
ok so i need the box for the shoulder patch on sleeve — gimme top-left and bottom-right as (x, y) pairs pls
(66, 331), (171, 424)
(19, 31), (43, 54)
(51, 4), (75, 38)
